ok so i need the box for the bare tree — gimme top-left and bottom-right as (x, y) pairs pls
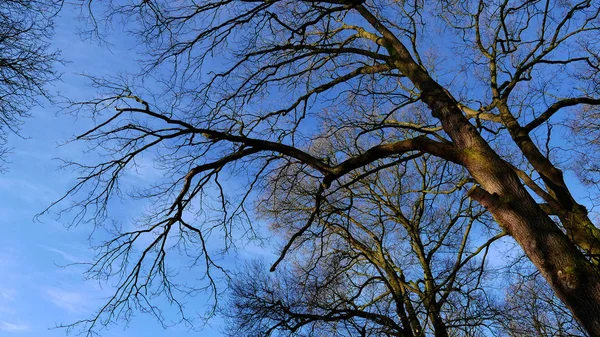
(48, 1), (600, 336)
(225, 153), (504, 337)
(497, 261), (588, 337)
(0, 0), (61, 154)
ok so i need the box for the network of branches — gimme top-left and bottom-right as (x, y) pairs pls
(0, 0), (61, 156)
(41, 1), (600, 336)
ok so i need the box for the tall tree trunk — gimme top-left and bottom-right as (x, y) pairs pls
(422, 75), (600, 337)
(355, 5), (600, 335)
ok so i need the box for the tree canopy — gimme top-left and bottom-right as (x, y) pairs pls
(46, 0), (600, 336)
(0, 0), (60, 156)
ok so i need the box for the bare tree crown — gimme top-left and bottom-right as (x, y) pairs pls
(47, 1), (600, 336)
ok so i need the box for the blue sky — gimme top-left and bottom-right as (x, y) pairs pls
(0, 6), (277, 337)
(0, 3), (596, 337)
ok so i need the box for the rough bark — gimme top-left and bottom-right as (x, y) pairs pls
(354, 4), (600, 335)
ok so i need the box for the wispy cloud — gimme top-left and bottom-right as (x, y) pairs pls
(0, 287), (16, 313)
(0, 177), (56, 205)
(241, 242), (277, 260)
(0, 288), (15, 301)
(44, 287), (89, 314)
(0, 249), (17, 268)
(43, 246), (85, 264)
(0, 321), (30, 332)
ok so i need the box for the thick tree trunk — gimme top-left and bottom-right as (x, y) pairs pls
(422, 88), (600, 337)
(497, 103), (600, 263)
(467, 175), (600, 336)
(355, 5), (600, 334)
